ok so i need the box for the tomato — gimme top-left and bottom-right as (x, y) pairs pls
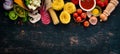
(83, 21), (90, 27)
(81, 13), (87, 19)
(73, 12), (78, 18)
(71, 0), (79, 5)
(76, 9), (82, 15)
(76, 16), (82, 23)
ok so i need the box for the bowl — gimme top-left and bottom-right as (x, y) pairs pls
(91, 6), (102, 17)
(79, 0), (96, 11)
(73, 16), (86, 23)
(86, 6), (102, 18)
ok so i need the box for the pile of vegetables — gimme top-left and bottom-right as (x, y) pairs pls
(3, 0), (119, 27)
(71, 0), (119, 27)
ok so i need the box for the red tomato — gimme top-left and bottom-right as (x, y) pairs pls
(73, 12), (78, 18)
(76, 16), (82, 23)
(76, 9), (82, 15)
(71, 0), (79, 5)
(83, 21), (90, 27)
(81, 13), (87, 19)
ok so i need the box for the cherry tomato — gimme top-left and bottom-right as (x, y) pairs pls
(81, 13), (87, 19)
(83, 21), (90, 27)
(76, 16), (82, 23)
(73, 12), (78, 18)
(76, 9), (82, 15)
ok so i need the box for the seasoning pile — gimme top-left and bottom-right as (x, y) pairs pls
(3, 0), (119, 27)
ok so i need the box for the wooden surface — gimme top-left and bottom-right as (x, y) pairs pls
(0, 0), (120, 54)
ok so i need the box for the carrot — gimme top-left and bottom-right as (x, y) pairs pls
(14, 0), (28, 10)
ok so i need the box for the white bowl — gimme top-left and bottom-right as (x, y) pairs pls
(79, 0), (96, 11)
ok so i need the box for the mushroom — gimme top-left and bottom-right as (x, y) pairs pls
(3, 0), (13, 10)
(28, 11), (41, 23)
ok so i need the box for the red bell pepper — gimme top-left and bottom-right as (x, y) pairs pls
(71, 0), (79, 5)
(96, 0), (109, 8)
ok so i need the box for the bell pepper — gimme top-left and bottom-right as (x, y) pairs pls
(71, 0), (79, 5)
(9, 11), (18, 20)
(14, 5), (27, 18)
(96, 0), (109, 8)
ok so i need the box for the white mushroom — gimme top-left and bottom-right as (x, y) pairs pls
(29, 12), (41, 23)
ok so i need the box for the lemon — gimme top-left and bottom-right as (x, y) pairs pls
(60, 11), (71, 24)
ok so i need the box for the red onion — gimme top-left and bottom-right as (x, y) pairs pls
(3, 0), (13, 10)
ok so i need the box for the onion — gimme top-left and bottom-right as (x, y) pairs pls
(5, 0), (13, 5)
(3, 0), (13, 10)
(3, 3), (13, 10)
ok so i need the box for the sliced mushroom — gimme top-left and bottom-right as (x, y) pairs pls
(29, 13), (41, 23)
(32, 10), (38, 14)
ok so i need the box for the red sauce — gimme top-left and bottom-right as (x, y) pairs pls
(80, 0), (94, 9)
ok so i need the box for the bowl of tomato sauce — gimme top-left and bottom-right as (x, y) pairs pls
(79, 0), (96, 11)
